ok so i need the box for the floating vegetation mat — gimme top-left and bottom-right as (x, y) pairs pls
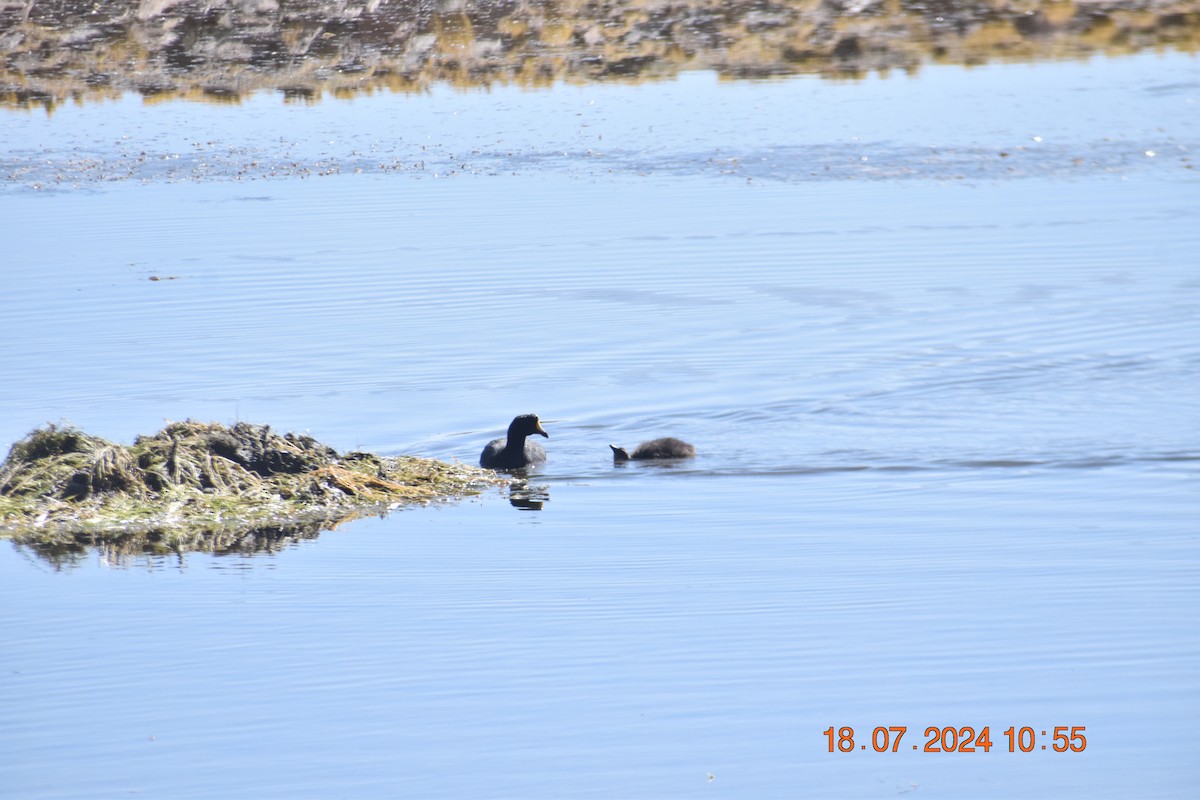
(0, 421), (505, 561)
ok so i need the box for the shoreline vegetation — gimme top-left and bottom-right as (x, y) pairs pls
(2, 1), (1197, 111)
(0, 421), (505, 563)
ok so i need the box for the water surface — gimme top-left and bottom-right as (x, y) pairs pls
(1, 49), (1199, 799)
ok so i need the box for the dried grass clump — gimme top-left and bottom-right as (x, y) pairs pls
(0, 421), (506, 558)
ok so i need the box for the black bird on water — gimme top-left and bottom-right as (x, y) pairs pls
(609, 437), (695, 462)
(479, 414), (549, 469)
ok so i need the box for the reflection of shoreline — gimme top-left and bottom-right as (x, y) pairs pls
(2, 1), (1197, 110)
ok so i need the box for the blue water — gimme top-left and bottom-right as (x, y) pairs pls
(1, 51), (1199, 799)
(3, 471), (1197, 798)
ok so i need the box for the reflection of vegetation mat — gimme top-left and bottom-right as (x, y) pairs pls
(0, 421), (503, 559)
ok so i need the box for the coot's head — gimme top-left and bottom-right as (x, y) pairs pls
(609, 444), (631, 462)
(510, 414), (549, 439)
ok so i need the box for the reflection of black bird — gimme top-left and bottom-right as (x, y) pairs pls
(480, 414), (549, 469)
(610, 437), (695, 462)
(507, 481), (549, 510)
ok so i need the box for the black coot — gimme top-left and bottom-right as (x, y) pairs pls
(480, 414), (549, 469)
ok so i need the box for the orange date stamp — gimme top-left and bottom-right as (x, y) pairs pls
(823, 726), (1087, 753)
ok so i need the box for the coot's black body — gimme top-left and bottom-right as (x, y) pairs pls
(609, 437), (695, 462)
(480, 414), (549, 469)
